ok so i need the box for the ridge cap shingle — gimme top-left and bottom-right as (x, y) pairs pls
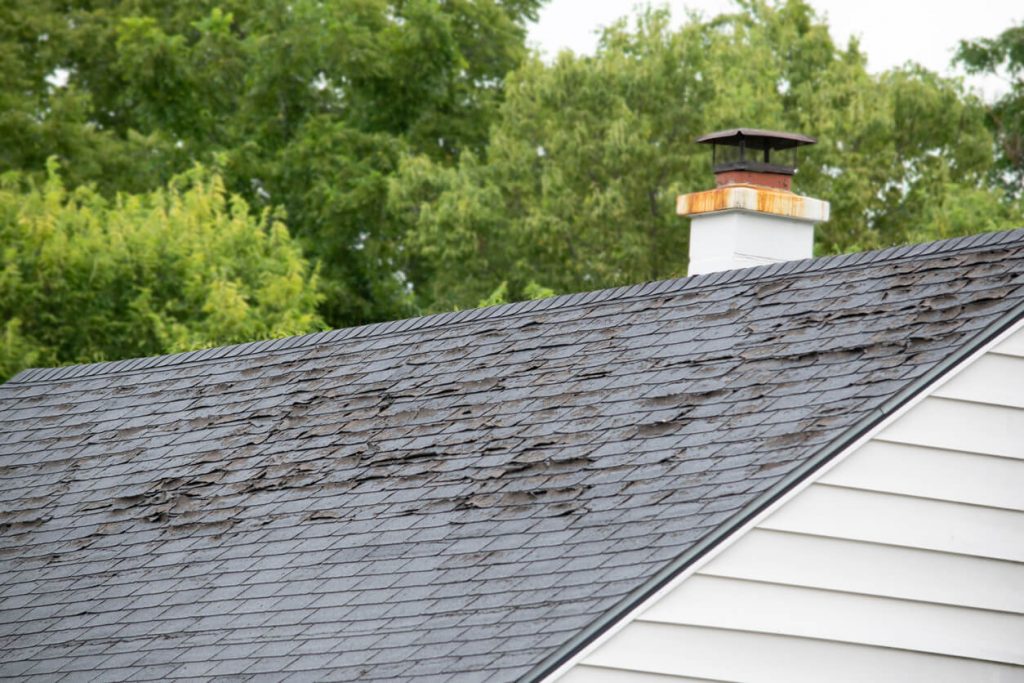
(8, 228), (1024, 386)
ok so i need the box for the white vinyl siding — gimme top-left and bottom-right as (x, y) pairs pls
(758, 484), (1024, 562)
(578, 622), (1023, 683)
(931, 352), (1024, 409)
(817, 440), (1024, 510)
(877, 397), (1023, 458)
(995, 330), (1024, 357)
(552, 323), (1024, 682)
(559, 668), (723, 683)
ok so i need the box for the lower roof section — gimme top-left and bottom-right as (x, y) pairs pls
(551, 322), (1024, 681)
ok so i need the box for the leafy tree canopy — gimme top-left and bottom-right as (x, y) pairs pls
(0, 161), (322, 381)
(957, 19), (1024, 198)
(2, 0), (1022, 359)
(0, 0), (543, 327)
(392, 0), (1022, 312)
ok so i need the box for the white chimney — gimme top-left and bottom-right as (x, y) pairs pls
(678, 128), (829, 276)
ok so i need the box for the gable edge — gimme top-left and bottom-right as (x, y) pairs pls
(528, 302), (1024, 683)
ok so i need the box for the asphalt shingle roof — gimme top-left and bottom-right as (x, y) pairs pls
(2, 229), (1024, 682)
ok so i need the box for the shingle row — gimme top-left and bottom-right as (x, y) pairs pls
(2, 231), (1024, 681)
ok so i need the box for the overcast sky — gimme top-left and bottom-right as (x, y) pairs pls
(528, 0), (1023, 99)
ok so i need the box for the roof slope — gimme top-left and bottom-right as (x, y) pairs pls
(2, 230), (1024, 682)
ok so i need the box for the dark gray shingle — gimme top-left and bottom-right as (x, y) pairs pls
(2, 230), (1024, 681)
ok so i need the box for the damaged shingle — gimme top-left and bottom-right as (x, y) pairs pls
(2, 230), (1024, 682)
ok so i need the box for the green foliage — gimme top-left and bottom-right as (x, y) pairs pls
(0, 161), (322, 381)
(476, 279), (555, 307)
(393, 0), (1019, 313)
(0, 0), (542, 327)
(957, 20), (1024, 197)
(2, 0), (1021, 353)
(478, 281), (511, 308)
(0, 319), (41, 384)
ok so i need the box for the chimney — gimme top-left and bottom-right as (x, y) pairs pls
(678, 128), (829, 276)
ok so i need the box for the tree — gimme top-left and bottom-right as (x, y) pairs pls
(5, 0), (1019, 331)
(0, 161), (322, 381)
(0, 1), (175, 196)
(956, 20), (1024, 198)
(391, 0), (1017, 313)
(0, 0), (543, 327)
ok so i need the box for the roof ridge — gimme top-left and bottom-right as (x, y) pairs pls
(8, 228), (1024, 386)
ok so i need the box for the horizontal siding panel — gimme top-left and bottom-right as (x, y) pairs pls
(558, 665), (726, 683)
(582, 621), (1023, 683)
(994, 328), (1024, 358)
(700, 529), (1024, 614)
(877, 396), (1024, 459)
(932, 353), (1024, 408)
(760, 485), (1024, 562)
(820, 440), (1024, 511)
(639, 575), (1024, 664)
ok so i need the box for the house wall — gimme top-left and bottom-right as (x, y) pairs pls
(551, 323), (1024, 683)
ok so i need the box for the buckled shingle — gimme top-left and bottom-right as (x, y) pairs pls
(2, 230), (1023, 681)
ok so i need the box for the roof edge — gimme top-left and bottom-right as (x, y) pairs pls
(522, 298), (1024, 683)
(8, 228), (1024, 386)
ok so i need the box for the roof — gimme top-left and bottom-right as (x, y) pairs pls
(2, 229), (1024, 682)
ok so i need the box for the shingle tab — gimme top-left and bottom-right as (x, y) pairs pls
(2, 230), (1024, 681)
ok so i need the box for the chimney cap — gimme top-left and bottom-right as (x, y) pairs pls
(696, 128), (817, 149)
(697, 128), (816, 178)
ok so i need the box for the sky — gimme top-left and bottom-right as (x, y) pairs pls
(528, 0), (1023, 100)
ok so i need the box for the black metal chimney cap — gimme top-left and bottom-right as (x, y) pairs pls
(696, 128), (817, 150)
(697, 128), (816, 175)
